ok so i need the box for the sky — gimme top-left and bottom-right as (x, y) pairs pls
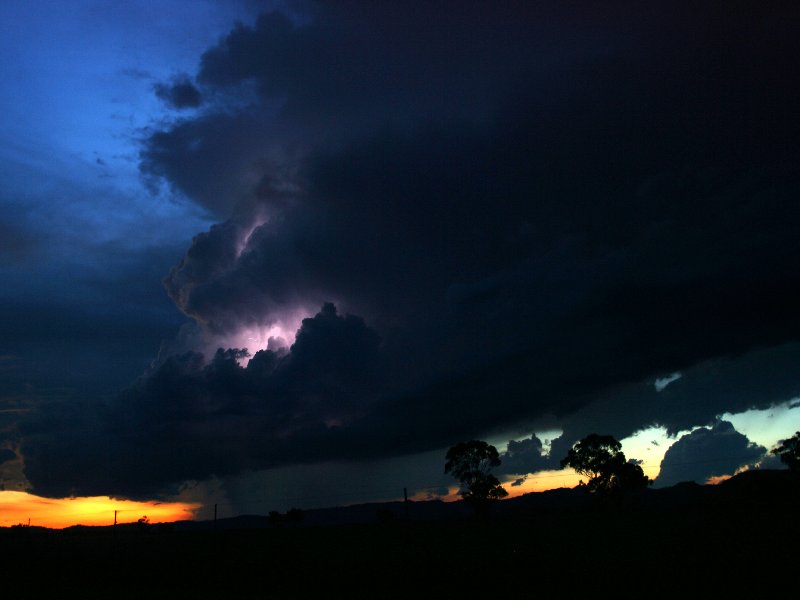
(1, 1), (799, 526)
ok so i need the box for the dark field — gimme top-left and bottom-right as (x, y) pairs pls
(3, 471), (797, 598)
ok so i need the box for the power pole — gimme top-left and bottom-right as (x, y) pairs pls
(114, 510), (117, 526)
(404, 487), (409, 519)
(214, 503), (218, 528)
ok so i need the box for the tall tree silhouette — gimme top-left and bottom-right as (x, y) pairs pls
(773, 431), (800, 473)
(445, 440), (508, 504)
(561, 434), (650, 493)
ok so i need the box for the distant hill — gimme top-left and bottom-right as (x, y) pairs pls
(168, 468), (797, 531)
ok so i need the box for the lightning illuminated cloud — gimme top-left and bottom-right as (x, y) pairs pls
(17, 2), (800, 502)
(161, 214), (319, 359)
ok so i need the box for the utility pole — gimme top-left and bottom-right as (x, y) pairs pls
(114, 510), (117, 526)
(404, 487), (409, 519)
(214, 503), (218, 528)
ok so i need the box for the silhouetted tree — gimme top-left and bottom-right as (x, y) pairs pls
(561, 434), (650, 493)
(773, 431), (800, 472)
(612, 459), (651, 491)
(445, 440), (508, 504)
(136, 515), (150, 532)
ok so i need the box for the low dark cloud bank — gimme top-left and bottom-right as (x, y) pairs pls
(22, 304), (385, 497)
(655, 421), (767, 487)
(21, 2), (800, 497)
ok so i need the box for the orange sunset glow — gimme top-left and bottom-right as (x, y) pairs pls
(504, 470), (583, 496)
(0, 491), (200, 529)
(409, 470), (584, 503)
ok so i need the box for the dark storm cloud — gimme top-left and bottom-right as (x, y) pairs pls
(162, 219), (247, 332)
(22, 2), (800, 497)
(154, 75), (203, 109)
(543, 342), (800, 471)
(140, 112), (271, 215)
(195, 5), (567, 130)
(655, 421), (767, 488)
(145, 1), (800, 357)
(21, 304), (387, 498)
(498, 435), (550, 477)
(0, 448), (15, 464)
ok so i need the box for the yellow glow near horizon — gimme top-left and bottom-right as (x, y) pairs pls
(620, 425), (675, 480)
(0, 491), (201, 529)
(408, 485), (461, 503)
(410, 473), (583, 503)
(503, 469), (583, 496)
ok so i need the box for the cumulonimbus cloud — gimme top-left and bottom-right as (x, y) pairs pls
(20, 2), (800, 498)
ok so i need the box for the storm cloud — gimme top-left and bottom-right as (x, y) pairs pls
(22, 303), (385, 498)
(0, 449), (15, 465)
(498, 435), (551, 477)
(154, 75), (203, 109)
(655, 421), (767, 487)
(145, 2), (800, 365)
(20, 2), (800, 498)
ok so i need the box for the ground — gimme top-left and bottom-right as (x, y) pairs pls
(2, 472), (797, 598)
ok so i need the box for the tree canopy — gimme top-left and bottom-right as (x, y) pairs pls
(772, 431), (800, 472)
(561, 433), (650, 493)
(445, 440), (508, 502)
